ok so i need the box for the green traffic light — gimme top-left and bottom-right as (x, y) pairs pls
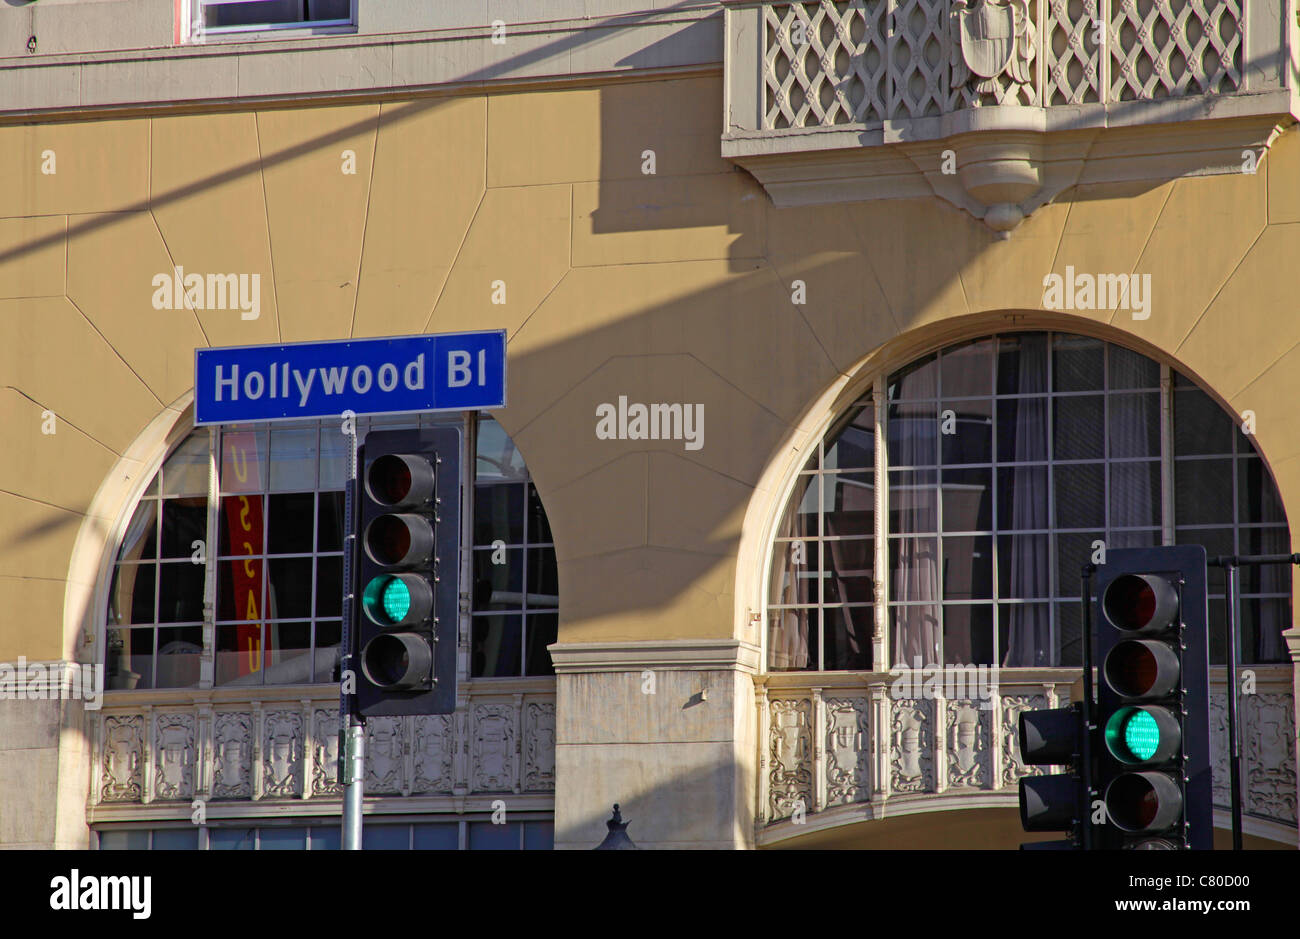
(1122, 709), (1160, 761)
(381, 577), (411, 622)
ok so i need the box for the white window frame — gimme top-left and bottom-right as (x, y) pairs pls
(185, 0), (358, 43)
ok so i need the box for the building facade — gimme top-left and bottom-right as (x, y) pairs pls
(0, 0), (1296, 850)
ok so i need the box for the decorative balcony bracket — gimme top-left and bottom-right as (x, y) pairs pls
(722, 0), (1300, 235)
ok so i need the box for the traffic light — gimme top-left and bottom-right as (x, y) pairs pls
(1093, 546), (1211, 849)
(1017, 702), (1086, 849)
(353, 427), (460, 717)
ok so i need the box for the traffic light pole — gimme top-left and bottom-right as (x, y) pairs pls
(1205, 552), (1300, 852)
(339, 420), (365, 850)
(1079, 564), (1096, 851)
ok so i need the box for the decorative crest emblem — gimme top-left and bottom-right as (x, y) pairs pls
(951, 0), (1034, 95)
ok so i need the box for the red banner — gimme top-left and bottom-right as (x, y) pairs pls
(222, 433), (267, 676)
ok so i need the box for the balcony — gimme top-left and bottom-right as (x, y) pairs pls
(721, 0), (1300, 231)
(756, 666), (1296, 843)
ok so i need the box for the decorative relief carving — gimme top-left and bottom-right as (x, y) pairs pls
(412, 715), (453, 794)
(523, 702), (556, 792)
(1244, 693), (1297, 825)
(366, 717), (406, 794)
(769, 698), (813, 818)
(212, 712), (251, 799)
(1209, 692), (1229, 807)
(950, 0), (1036, 106)
(101, 715), (143, 802)
(891, 699), (933, 793)
(262, 710), (303, 798)
(946, 701), (990, 789)
(824, 697), (870, 806)
(1109, 0), (1241, 101)
(471, 704), (517, 792)
(1000, 695), (1045, 788)
(153, 713), (195, 801)
(312, 710), (341, 797)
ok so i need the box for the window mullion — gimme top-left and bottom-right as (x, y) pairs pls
(873, 376), (889, 670)
(200, 425), (219, 689)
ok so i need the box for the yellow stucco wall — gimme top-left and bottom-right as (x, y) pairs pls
(2, 73), (1298, 662)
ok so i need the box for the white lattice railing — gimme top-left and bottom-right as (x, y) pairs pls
(88, 680), (555, 819)
(756, 667), (1297, 832)
(731, 0), (1250, 131)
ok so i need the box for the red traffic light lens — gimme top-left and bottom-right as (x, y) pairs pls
(1103, 639), (1180, 699)
(1105, 771), (1182, 832)
(366, 515), (411, 565)
(1102, 573), (1179, 634)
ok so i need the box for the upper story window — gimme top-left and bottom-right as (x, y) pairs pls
(767, 332), (1292, 672)
(194, 0), (355, 37)
(105, 412), (558, 691)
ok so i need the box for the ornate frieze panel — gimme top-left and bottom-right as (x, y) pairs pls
(1209, 692), (1229, 807)
(825, 697), (871, 805)
(101, 715), (143, 803)
(365, 717), (406, 795)
(1243, 693), (1297, 825)
(412, 715), (454, 794)
(946, 701), (991, 789)
(312, 710), (341, 797)
(523, 702), (556, 792)
(212, 712), (252, 799)
(262, 710), (303, 798)
(153, 713), (195, 801)
(769, 698), (813, 819)
(891, 699), (934, 793)
(1000, 694), (1047, 788)
(471, 704), (517, 793)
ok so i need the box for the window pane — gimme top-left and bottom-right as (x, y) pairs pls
(999, 602), (1051, 667)
(1056, 601), (1082, 666)
(769, 539), (819, 606)
(160, 498), (207, 560)
(996, 333), (1048, 396)
(1108, 393), (1160, 458)
(476, 418), (527, 481)
(824, 471), (873, 521)
(1052, 463), (1103, 530)
(940, 399), (992, 465)
(996, 397), (1047, 463)
(218, 494), (266, 557)
(316, 557), (343, 617)
(998, 534), (1050, 599)
(267, 557), (313, 618)
(118, 501), (158, 562)
(769, 607), (818, 670)
(220, 430), (267, 494)
(888, 353), (937, 400)
(823, 607), (872, 669)
(940, 339), (994, 398)
(1174, 459), (1233, 525)
(310, 827), (341, 850)
(475, 484), (524, 546)
(154, 828), (200, 849)
(1239, 457), (1286, 524)
(468, 822), (520, 850)
(525, 613), (558, 675)
(943, 604), (993, 665)
(315, 492), (344, 552)
(361, 825), (410, 850)
(319, 427), (348, 491)
(526, 548), (559, 607)
(527, 483), (553, 543)
(472, 615), (522, 678)
(943, 536), (992, 600)
(1109, 461), (1160, 528)
(944, 468), (992, 533)
(1053, 396), (1104, 460)
(98, 830), (149, 851)
(157, 562), (205, 623)
(1109, 345), (1160, 389)
(215, 624), (265, 686)
(209, 828), (256, 850)
(109, 563), (155, 625)
(891, 603), (939, 667)
(823, 539), (873, 605)
(997, 465), (1047, 531)
(823, 408), (874, 470)
(259, 827), (307, 851)
(890, 470), (937, 533)
(887, 405), (938, 466)
(414, 824), (459, 850)
(523, 822), (554, 851)
(1242, 598), (1291, 664)
(1173, 386), (1233, 455)
(106, 627), (149, 690)
(473, 549), (522, 611)
(268, 493), (315, 554)
(1241, 527), (1290, 594)
(1056, 531), (1102, 599)
(161, 433), (210, 497)
(269, 427), (318, 492)
(155, 626), (202, 688)
(1052, 335), (1103, 392)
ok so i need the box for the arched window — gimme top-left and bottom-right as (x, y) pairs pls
(104, 412), (558, 690)
(767, 332), (1291, 672)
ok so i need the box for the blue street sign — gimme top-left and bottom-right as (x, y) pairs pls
(194, 331), (506, 425)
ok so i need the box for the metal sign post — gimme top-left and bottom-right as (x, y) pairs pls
(340, 418), (364, 849)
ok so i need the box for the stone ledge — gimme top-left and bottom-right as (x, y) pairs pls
(548, 637), (762, 673)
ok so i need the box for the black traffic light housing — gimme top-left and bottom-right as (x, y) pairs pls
(353, 427), (460, 717)
(1017, 702), (1087, 848)
(1093, 546), (1211, 849)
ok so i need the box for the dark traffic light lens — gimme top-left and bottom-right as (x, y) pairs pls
(366, 515), (411, 564)
(368, 454), (413, 505)
(1102, 573), (1179, 633)
(361, 632), (434, 690)
(1106, 772), (1182, 832)
(1103, 639), (1180, 698)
